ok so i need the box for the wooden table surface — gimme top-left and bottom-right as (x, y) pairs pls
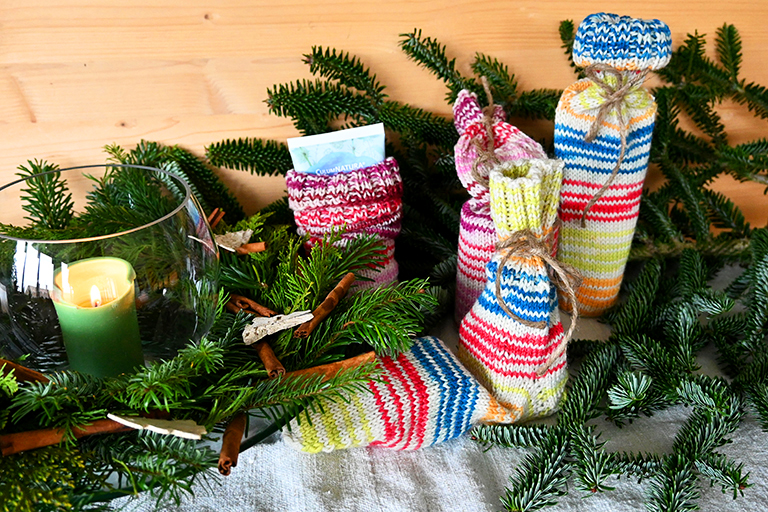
(1, 1), (766, 223)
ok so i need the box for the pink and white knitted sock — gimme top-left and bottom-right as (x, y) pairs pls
(453, 90), (546, 324)
(286, 157), (403, 288)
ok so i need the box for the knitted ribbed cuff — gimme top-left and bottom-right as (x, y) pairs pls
(489, 159), (563, 239)
(286, 157), (402, 212)
(573, 13), (672, 71)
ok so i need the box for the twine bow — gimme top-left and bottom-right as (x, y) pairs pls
(580, 63), (649, 227)
(494, 227), (582, 375)
(469, 77), (500, 189)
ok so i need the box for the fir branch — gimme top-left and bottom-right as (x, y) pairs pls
(96, 432), (219, 506)
(169, 146), (246, 222)
(470, 423), (552, 449)
(378, 100), (458, 149)
(399, 29), (480, 103)
(501, 428), (571, 512)
(702, 188), (751, 236)
(206, 138), (293, 176)
(303, 46), (387, 103)
(302, 278), (437, 362)
(662, 161), (712, 242)
(638, 195), (684, 243)
(16, 160), (74, 231)
(746, 381), (768, 432)
(734, 80), (768, 121)
(715, 24), (743, 83)
(695, 452), (750, 499)
(645, 455), (700, 512)
(609, 451), (664, 481)
(506, 89), (561, 121)
(266, 79), (376, 135)
(471, 53), (518, 105)
(678, 84), (727, 145)
(558, 19), (584, 77)
(608, 258), (663, 337)
(570, 426), (619, 494)
(559, 342), (621, 426)
(607, 371), (671, 425)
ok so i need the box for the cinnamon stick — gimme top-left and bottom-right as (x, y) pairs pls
(294, 272), (356, 338)
(218, 413), (247, 476)
(235, 242), (267, 255)
(285, 351), (376, 383)
(207, 208), (226, 230)
(253, 341), (285, 379)
(0, 359), (49, 384)
(226, 294), (277, 317)
(0, 419), (130, 456)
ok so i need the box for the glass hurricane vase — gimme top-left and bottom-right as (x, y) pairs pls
(0, 164), (220, 377)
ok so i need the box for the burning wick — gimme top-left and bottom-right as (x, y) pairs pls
(90, 285), (103, 308)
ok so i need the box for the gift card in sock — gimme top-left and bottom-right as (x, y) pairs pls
(287, 123), (385, 175)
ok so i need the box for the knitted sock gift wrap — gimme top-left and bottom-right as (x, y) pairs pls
(453, 89), (546, 324)
(286, 157), (402, 289)
(554, 13), (672, 316)
(282, 336), (515, 453)
(458, 158), (569, 423)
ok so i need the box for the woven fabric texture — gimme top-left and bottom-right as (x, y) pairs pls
(282, 336), (514, 453)
(453, 90), (546, 323)
(555, 14), (671, 316)
(458, 159), (568, 423)
(286, 157), (403, 289)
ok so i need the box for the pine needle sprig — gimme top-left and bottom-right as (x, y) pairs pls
(266, 79), (377, 135)
(557, 19), (585, 78)
(16, 160), (74, 231)
(695, 452), (751, 499)
(645, 455), (701, 512)
(470, 423), (552, 449)
(303, 46), (387, 103)
(377, 101), (458, 149)
(506, 89), (562, 122)
(570, 425), (620, 494)
(715, 23), (743, 83)
(247, 361), (380, 426)
(206, 137), (293, 176)
(10, 371), (110, 442)
(471, 54), (518, 105)
(399, 29), (480, 103)
(302, 278), (436, 362)
(501, 428), (571, 512)
(168, 146), (246, 222)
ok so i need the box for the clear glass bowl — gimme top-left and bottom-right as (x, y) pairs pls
(0, 164), (220, 376)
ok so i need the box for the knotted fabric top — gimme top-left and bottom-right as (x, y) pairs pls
(453, 89), (545, 202)
(573, 12), (672, 71)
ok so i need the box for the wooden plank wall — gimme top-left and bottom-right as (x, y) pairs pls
(1, 1), (766, 224)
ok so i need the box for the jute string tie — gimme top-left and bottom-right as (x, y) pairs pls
(469, 76), (500, 189)
(494, 227), (582, 375)
(580, 63), (649, 227)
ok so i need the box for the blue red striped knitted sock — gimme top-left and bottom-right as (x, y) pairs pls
(282, 336), (514, 453)
(554, 13), (672, 315)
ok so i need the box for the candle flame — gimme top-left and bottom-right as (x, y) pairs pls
(90, 285), (103, 307)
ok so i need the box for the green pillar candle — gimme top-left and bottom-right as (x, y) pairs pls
(52, 257), (144, 378)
